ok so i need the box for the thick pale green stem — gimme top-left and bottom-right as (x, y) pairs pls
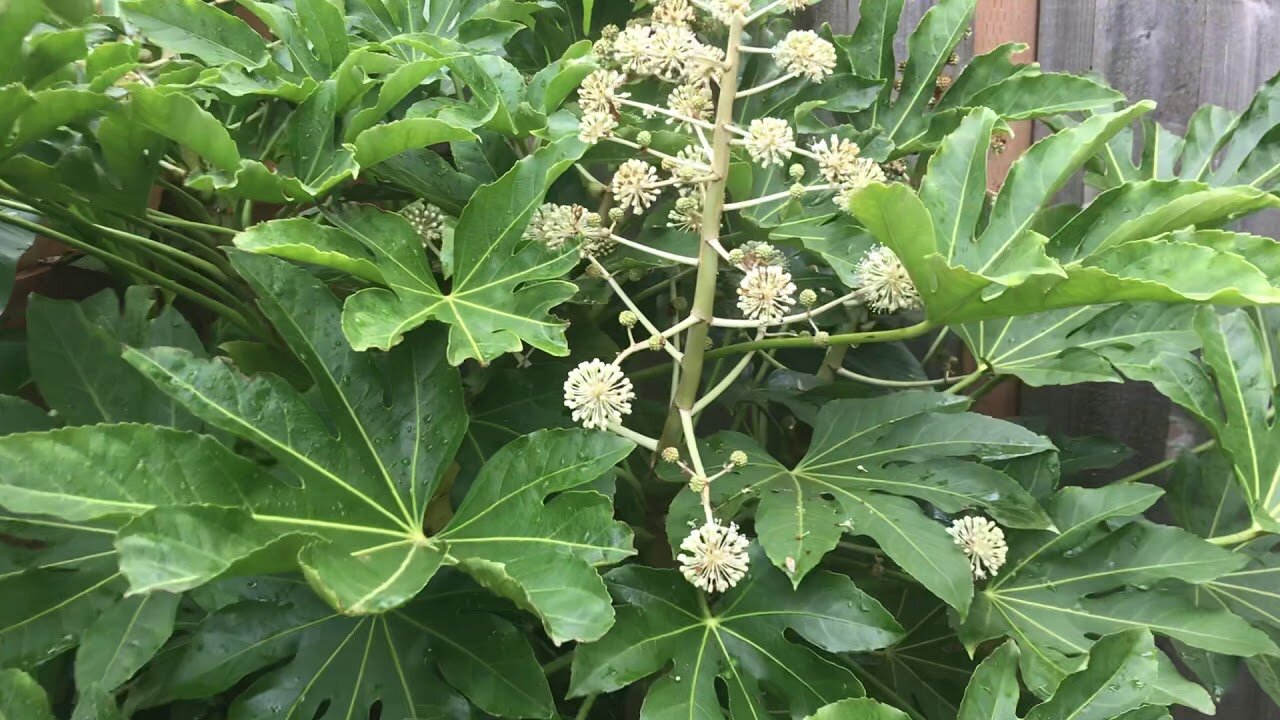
(656, 16), (746, 454)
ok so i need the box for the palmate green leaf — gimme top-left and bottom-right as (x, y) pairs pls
(669, 391), (1053, 611)
(570, 554), (904, 720)
(121, 253), (633, 637)
(959, 483), (1274, 696)
(0, 515), (122, 669)
(232, 217), (384, 283)
(956, 304), (1199, 387)
(956, 641), (1021, 720)
(237, 0), (348, 80)
(133, 579), (551, 720)
(877, 0), (976, 146)
(0, 669), (55, 720)
(330, 135), (585, 364)
(120, 0), (270, 69)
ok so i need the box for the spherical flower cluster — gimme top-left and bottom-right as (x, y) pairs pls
(709, 0), (751, 23)
(611, 159), (663, 214)
(523, 204), (606, 251)
(734, 241), (786, 270)
(652, 0), (696, 27)
(579, 69), (628, 114)
(947, 516), (1008, 580)
(667, 83), (714, 126)
(835, 159), (888, 206)
(737, 265), (797, 323)
(669, 190), (704, 233)
(648, 24), (701, 81)
(774, 31), (837, 82)
(578, 111), (617, 144)
(563, 359), (636, 430)
(744, 118), (796, 167)
(402, 202), (445, 247)
(613, 25), (655, 74)
(685, 44), (727, 85)
(854, 244), (921, 314)
(810, 135), (863, 184)
(678, 520), (751, 593)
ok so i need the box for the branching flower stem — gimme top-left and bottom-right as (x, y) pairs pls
(722, 184), (835, 211)
(590, 257), (684, 362)
(736, 72), (800, 99)
(656, 15), (747, 459)
(609, 233), (699, 265)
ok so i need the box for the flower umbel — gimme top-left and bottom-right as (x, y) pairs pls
(402, 202), (445, 247)
(564, 360), (636, 430)
(579, 69), (628, 114)
(947, 516), (1008, 580)
(774, 31), (837, 82)
(678, 520), (751, 593)
(853, 244), (921, 314)
(578, 111), (617, 144)
(810, 135), (863, 184)
(737, 265), (797, 323)
(744, 118), (796, 167)
(667, 83), (714, 127)
(612, 159), (663, 214)
(709, 0), (751, 23)
(652, 0), (696, 27)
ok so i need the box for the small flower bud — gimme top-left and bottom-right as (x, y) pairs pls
(675, 196), (700, 213)
(636, 130), (653, 147)
(648, 334), (664, 351)
(661, 446), (681, 463)
(728, 248), (746, 265)
(688, 474), (707, 493)
(584, 263), (606, 278)
(789, 182), (806, 200)
(608, 207), (626, 223)
(799, 288), (818, 307)
(672, 296), (689, 312)
(789, 163), (806, 181)
(815, 331), (831, 347)
(728, 450), (748, 467)
(618, 310), (638, 328)
(704, 336), (714, 350)
(627, 267), (646, 282)
(601, 24), (620, 40)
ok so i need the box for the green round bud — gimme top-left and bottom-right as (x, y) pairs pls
(648, 334), (664, 351)
(799, 288), (818, 307)
(789, 163), (806, 181)
(688, 474), (708, 493)
(627, 267), (646, 282)
(671, 296), (689, 312)
(661, 446), (681, 463)
(728, 248), (746, 265)
(728, 450), (748, 467)
(608, 207), (626, 223)
(618, 310), (638, 328)
(789, 182), (806, 200)
(636, 130), (653, 147)
(815, 331), (831, 347)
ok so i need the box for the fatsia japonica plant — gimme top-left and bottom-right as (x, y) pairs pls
(6, 0), (1280, 718)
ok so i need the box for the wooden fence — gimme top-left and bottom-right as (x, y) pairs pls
(808, 1), (1280, 717)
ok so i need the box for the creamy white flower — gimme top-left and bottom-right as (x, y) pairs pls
(774, 30), (837, 82)
(647, 24), (700, 81)
(947, 516), (1008, 580)
(614, 25), (655, 74)
(737, 265), (797, 323)
(611, 159), (662, 214)
(402, 202), (445, 247)
(524, 204), (606, 251)
(810, 135), (862, 184)
(667, 83), (714, 127)
(564, 359), (636, 430)
(744, 117), (795, 167)
(853, 244), (921, 314)
(709, 0), (751, 23)
(652, 0), (696, 28)
(835, 158), (888, 206)
(685, 43), (726, 85)
(578, 111), (617, 144)
(678, 520), (751, 593)
(579, 69), (629, 114)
